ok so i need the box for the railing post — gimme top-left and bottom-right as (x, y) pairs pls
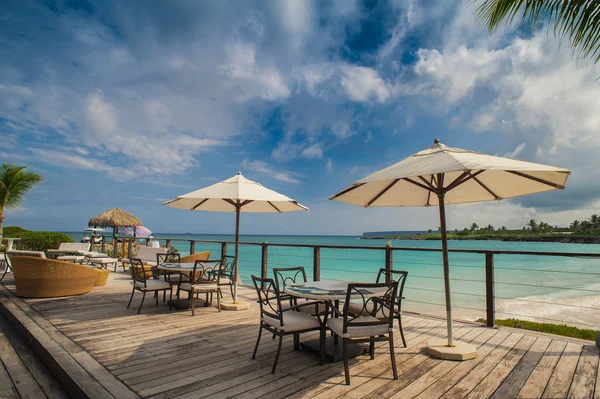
(261, 242), (268, 289)
(221, 242), (227, 264)
(189, 240), (196, 255)
(101, 236), (106, 253)
(485, 252), (495, 327)
(127, 238), (132, 258)
(385, 241), (393, 273)
(313, 246), (320, 281)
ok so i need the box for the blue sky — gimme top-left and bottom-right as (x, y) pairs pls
(2, 0), (600, 235)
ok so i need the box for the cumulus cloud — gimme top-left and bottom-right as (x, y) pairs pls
(340, 65), (391, 103)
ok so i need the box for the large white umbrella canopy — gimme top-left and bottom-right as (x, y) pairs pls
(330, 139), (571, 356)
(164, 172), (308, 303)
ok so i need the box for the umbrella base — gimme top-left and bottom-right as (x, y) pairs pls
(425, 339), (477, 361)
(220, 301), (251, 311)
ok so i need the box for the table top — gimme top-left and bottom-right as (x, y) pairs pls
(284, 280), (388, 301)
(157, 262), (220, 271)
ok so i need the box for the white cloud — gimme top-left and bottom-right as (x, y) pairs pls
(241, 159), (302, 184)
(301, 143), (323, 159)
(504, 143), (526, 159)
(85, 92), (118, 135)
(468, 113), (496, 132)
(221, 41), (290, 101)
(340, 65), (391, 103)
(326, 158), (332, 173)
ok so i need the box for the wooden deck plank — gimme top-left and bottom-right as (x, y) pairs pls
(517, 339), (567, 399)
(543, 342), (583, 399)
(464, 335), (538, 399)
(568, 345), (600, 399)
(388, 327), (498, 398)
(436, 332), (525, 399)
(489, 337), (552, 399)
(1, 273), (598, 399)
(0, 319), (47, 399)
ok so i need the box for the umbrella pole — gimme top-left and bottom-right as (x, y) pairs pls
(234, 202), (240, 303)
(437, 189), (454, 347)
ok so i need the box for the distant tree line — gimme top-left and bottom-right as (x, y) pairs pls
(446, 214), (600, 235)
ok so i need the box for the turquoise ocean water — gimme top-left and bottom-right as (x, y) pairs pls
(66, 232), (600, 328)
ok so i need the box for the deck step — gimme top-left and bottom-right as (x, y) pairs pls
(0, 287), (140, 399)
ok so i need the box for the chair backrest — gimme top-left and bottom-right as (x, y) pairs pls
(273, 267), (307, 292)
(137, 247), (168, 262)
(221, 255), (237, 279)
(342, 282), (397, 334)
(7, 250), (46, 260)
(157, 253), (180, 265)
(189, 260), (222, 284)
(251, 275), (283, 327)
(376, 269), (408, 313)
(57, 243), (91, 251)
(128, 258), (147, 287)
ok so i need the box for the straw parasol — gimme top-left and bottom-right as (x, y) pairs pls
(89, 208), (143, 257)
(164, 172), (308, 310)
(330, 139), (571, 360)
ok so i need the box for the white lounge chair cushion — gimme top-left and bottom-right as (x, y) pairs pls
(131, 280), (171, 290)
(327, 316), (391, 339)
(90, 257), (118, 264)
(179, 282), (218, 291)
(263, 311), (321, 332)
(164, 274), (190, 283)
(218, 277), (232, 285)
(79, 251), (109, 258)
(57, 255), (85, 262)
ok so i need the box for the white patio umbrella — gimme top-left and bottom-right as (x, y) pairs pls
(164, 172), (308, 310)
(330, 139), (570, 360)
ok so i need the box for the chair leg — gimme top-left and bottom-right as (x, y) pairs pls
(229, 284), (234, 298)
(343, 339), (350, 385)
(252, 326), (263, 359)
(176, 286), (181, 310)
(293, 333), (299, 351)
(319, 328), (325, 366)
(272, 334), (283, 374)
(169, 287), (174, 310)
(127, 287), (135, 309)
(137, 291), (146, 314)
(398, 317), (407, 348)
(190, 291), (195, 316)
(155, 291), (159, 305)
(369, 338), (375, 360)
(163, 289), (166, 303)
(389, 333), (398, 380)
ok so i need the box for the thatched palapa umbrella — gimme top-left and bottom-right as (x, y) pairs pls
(89, 208), (143, 257)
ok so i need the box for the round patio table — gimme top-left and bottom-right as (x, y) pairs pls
(284, 280), (389, 362)
(158, 262), (221, 309)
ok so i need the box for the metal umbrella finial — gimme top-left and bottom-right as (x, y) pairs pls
(434, 138), (440, 144)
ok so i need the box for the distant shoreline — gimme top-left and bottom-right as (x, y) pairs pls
(361, 234), (600, 244)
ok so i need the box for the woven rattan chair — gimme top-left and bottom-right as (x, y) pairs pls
(251, 275), (326, 374)
(9, 256), (99, 297)
(328, 282), (398, 385)
(347, 268), (408, 347)
(174, 260), (221, 315)
(127, 258), (171, 314)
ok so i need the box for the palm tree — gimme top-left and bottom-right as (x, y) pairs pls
(0, 163), (43, 242)
(475, 1), (600, 63)
(570, 220), (580, 231)
(589, 214), (599, 229)
(470, 222), (479, 232)
(527, 219), (538, 232)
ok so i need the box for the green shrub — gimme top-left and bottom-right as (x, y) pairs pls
(3, 226), (30, 237)
(13, 231), (74, 252)
(477, 318), (597, 341)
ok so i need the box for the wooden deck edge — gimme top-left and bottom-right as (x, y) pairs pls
(0, 286), (141, 399)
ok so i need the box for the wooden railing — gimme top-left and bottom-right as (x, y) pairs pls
(97, 235), (600, 328)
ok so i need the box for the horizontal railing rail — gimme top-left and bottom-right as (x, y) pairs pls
(91, 234), (600, 330)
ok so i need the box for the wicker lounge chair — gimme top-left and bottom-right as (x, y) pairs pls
(9, 256), (104, 298)
(179, 251), (211, 263)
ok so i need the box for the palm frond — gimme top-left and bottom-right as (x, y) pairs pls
(0, 163), (44, 209)
(474, 0), (600, 63)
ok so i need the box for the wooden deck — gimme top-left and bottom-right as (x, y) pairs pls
(0, 271), (599, 399)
